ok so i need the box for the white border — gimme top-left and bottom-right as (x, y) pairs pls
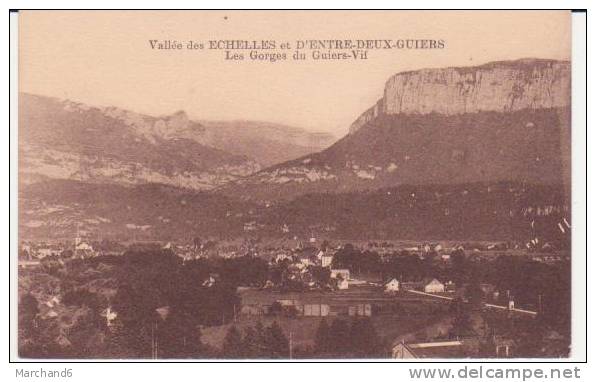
(8, 10), (19, 364)
(3, 4), (591, 380)
(570, 10), (587, 363)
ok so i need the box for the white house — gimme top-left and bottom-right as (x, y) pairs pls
(423, 278), (445, 293)
(321, 254), (334, 268)
(384, 278), (400, 293)
(330, 269), (350, 280)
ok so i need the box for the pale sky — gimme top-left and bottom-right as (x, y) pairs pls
(19, 10), (570, 136)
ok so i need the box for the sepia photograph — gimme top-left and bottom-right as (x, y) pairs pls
(12, 9), (581, 361)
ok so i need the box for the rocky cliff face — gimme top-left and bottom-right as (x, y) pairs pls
(350, 59), (570, 134)
(350, 99), (384, 134)
(227, 58), (571, 201)
(100, 107), (205, 144)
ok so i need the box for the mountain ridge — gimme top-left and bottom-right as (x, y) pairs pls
(222, 58), (571, 201)
(18, 93), (333, 189)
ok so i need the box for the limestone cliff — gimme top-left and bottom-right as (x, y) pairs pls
(350, 59), (570, 134)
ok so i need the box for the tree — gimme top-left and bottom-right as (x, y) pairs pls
(158, 309), (204, 358)
(327, 319), (351, 357)
(449, 300), (475, 339)
(264, 322), (289, 358)
(237, 322), (290, 359)
(465, 279), (484, 307)
(19, 293), (39, 325)
(450, 250), (469, 284)
(222, 326), (243, 358)
(242, 325), (261, 358)
(18, 293), (39, 338)
(349, 318), (381, 358)
(314, 319), (330, 354)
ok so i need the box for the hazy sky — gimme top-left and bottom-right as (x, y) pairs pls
(19, 10), (570, 136)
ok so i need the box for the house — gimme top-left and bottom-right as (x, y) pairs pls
(303, 304), (330, 317)
(384, 278), (400, 293)
(336, 278), (349, 290)
(392, 340), (467, 359)
(422, 278), (445, 293)
(330, 269), (350, 280)
(348, 304), (372, 317)
(320, 252), (334, 268)
(321, 254), (334, 268)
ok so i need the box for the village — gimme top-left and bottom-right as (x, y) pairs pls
(17, 231), (571, 359)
